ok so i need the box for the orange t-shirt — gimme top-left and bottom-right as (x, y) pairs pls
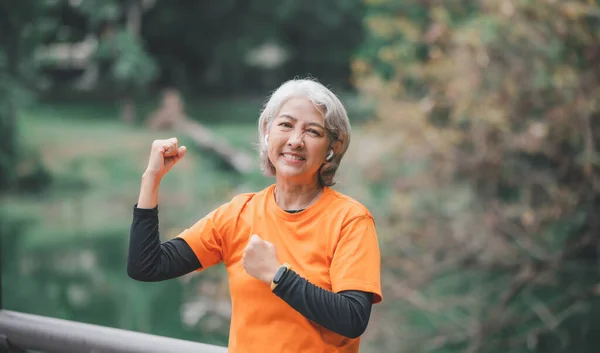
(178, 184), (382, 353)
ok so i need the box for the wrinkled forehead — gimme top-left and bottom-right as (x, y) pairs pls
(276, 97), (325, 123)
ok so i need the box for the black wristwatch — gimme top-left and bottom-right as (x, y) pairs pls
(271, 263), (291, 290)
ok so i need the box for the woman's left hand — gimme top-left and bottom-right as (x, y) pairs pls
(242, 234), (282, 284)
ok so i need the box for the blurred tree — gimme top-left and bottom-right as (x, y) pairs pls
(0, 1), (56, 192)
(0, 2), (194, 342)
(354, 1), (600, 352)
(0, 0), (56, 315)
(78, 0), (158, 123)
(28, 0), (365, 100)
(276, 0), (365, 90)
(142, 0), (365, 95)
(0, 2), (230, 348)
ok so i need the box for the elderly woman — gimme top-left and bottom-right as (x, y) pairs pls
(128, 78), (382, 353)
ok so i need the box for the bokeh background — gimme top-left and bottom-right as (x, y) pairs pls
(2, 1), (600, 352)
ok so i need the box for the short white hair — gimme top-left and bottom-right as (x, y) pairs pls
(257, 78), (351, 187)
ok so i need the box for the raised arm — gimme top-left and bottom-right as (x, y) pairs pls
(137, 137), (186, 209)
(127, 138), (201, 282)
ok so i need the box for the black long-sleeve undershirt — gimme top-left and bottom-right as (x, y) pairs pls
(127, 205), (374, 338)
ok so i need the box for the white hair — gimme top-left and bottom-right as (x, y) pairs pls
(257, 78), (351, 187)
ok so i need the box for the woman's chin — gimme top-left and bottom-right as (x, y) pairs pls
(276, 165), (304, 176)
(275, 164), (315, 180)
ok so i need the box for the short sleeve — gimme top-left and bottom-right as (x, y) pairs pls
(176, 203), (231, 271)
(330, 215), (383, 304)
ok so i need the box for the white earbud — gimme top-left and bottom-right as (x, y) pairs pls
(326, 149), (334, 161)
(264, 134), (269, 146)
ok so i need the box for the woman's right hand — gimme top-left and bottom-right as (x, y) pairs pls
(144, 137), (187, 179)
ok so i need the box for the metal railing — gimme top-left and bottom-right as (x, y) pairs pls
(0, 310), (228, 353)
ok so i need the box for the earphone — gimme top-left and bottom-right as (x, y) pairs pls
(326, 149), (334, 161)
(264, 134), (334, 161)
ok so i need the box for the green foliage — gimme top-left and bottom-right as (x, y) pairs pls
(8, 0), (366, 98)
(354, 0), (600, 352)
(0, 0), (58, 192)
(95, 29), (158, 93)
(74, 0), (122, 26)
(142, 0), (365, 94)
(0, 81), (19, 191)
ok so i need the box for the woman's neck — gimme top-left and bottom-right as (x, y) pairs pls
(274, 182), (323, 211)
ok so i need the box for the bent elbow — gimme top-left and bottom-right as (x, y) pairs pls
(338, 322), (368, 339)
(127, 263), (150, 282)
(127, 265), (142, 281)
(347, 325), (367, 339)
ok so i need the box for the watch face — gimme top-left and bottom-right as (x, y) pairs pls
(273, 266), (287, 283)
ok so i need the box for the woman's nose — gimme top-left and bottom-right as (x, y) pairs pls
(287, 131), (305, 148)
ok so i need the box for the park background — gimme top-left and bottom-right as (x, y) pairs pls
(1, 1), (600, 352)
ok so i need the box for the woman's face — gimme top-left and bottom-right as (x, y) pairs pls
(266, 97), (331, 184)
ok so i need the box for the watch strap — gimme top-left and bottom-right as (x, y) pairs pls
(271, 263), (291, 291)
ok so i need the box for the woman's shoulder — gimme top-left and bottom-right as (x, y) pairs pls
(323, 187), (373, 219)
(217, 184), (272, 210)
(206, 186), (270, 224)
(229, 184), (272, 203)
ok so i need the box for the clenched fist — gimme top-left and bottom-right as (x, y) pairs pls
(145, 137), (187, 179)
(242, 234), (281, 284)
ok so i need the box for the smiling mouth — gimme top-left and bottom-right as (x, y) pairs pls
(281, 153), (305, 161)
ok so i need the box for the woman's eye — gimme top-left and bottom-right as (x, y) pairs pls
(307, 129), (321, 136)
(278, 122), (292, 128)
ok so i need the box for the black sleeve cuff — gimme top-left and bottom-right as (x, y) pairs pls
(133, 203), (158, 216)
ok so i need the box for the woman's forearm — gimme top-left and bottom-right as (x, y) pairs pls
(273, 270), (373, 338)
(137, 172), (161, 209)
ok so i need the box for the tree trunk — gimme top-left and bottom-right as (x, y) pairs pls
(118, 0), (144, 125)
(0, 25), (20, 192)
(0, 97), (17, 192)
(120, 96), (136, 124)
(175, 120), (254, 174)
(127, 0), (142, 35)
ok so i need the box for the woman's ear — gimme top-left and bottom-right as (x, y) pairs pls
(325, 149), (334, 161)
(331, 140), (343, 157)
(262, 123), (270, 146)
(325, 140), (343, 162)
